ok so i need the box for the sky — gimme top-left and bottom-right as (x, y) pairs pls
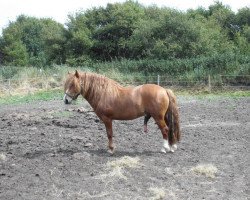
(0, 0), (249, 35)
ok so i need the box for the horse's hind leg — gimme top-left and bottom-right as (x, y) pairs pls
(154, 117), (171, 153)
(144, 113), (151, 133)
(160, 126), (171, 153)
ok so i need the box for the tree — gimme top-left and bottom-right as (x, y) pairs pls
(0, 19), (29, 66)
(89, 1), (145, 60)
(40, 18), (67, 65)
(65, 13), (93, 66)
(234, 7), (250, 27)
(0, 15), (66, 66)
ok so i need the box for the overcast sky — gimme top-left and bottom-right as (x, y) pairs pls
(0, 0), (249, 34)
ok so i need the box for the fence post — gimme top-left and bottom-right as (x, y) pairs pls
(157, 75), (160, 85)
(8, 79), (11, 96)
(208, 74), (211, 92)
(220, 75), (223, 87)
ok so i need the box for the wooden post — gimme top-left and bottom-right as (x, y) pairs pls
(208, 75), (211, 92)
(157, 75), (160, 85)
(8, 79), (11, 96)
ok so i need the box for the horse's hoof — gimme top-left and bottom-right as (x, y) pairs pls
(171, 144), (177, 151)
(107, 149), (114, 154)
(161, 148), (167, 153)
(163, 146), (171, 152)
(170, 148), (175, 153)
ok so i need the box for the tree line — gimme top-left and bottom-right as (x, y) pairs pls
(0, 1), (249, 69)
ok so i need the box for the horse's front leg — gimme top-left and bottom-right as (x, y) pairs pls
(102, 117), (115, 154)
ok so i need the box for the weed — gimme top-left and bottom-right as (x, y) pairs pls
(149, 187), (166, 200)
(191, 164), (218, 178)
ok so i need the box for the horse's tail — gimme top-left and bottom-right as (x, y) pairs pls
(165, 89), (181, 145)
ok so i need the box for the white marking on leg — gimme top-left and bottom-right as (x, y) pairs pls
(161, 148), (167, 153)
(171, 144), (177, 152)
(162, 139), (171, 152)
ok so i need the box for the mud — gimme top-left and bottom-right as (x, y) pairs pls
(0, 96), (249, 199)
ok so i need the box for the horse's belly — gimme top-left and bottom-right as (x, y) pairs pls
(111, 104), (144, 120)
(112, 109), (144, 120)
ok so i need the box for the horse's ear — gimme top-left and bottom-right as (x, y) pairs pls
(75, 70), (80, 79)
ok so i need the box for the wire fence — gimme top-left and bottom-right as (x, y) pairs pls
(0, 74), (249, 96)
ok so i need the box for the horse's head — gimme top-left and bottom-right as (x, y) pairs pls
(63, 70), (82, 104)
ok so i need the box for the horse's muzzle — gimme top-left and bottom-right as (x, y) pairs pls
(64, 98), (69, 104)
(63, 93), (73, 104)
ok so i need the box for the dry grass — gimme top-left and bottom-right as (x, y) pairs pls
(100, 156), (142, 180)
(149, 187), (166, 200)
(0, 75), (61, 97)
(0, 153), (6, 161)
(107, 156), (141, 169)
(191, 164), (218, 178)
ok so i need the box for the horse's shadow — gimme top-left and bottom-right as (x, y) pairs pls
(86, 149), (162, 157)
(22, 148), (162, 159)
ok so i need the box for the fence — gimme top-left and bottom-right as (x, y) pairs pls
(0, 75), (249, 96)
(120, 75), (250, 90)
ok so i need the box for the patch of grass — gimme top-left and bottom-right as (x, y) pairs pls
(176, 90), (250, 98)
(0, 89), (63, 105)
(101, 156), (142, 180)
(149, 187), (166, 200)
(219, 90), (250, 97)
(191, 164), (218, 178)
(107, 156), (141, 169)
(0, 153), (7, 162)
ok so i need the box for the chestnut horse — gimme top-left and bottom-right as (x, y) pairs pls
(63, 71), (180, 154)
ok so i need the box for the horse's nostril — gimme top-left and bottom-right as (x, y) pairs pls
(65, 99), (69, 104)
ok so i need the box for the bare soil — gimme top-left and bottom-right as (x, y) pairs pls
(0, 96), (249, 200)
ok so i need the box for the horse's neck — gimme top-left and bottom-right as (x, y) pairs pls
(82, 74), (119, 110)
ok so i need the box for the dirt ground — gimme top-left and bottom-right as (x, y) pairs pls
(0, 95), (249, 200)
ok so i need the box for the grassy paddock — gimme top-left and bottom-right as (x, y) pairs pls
(0, 89), (63, 105)
(0, 88), (249, 106)
(176, 89), (250, 97)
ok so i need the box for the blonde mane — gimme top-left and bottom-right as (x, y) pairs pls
(81, 72), (122, 109)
